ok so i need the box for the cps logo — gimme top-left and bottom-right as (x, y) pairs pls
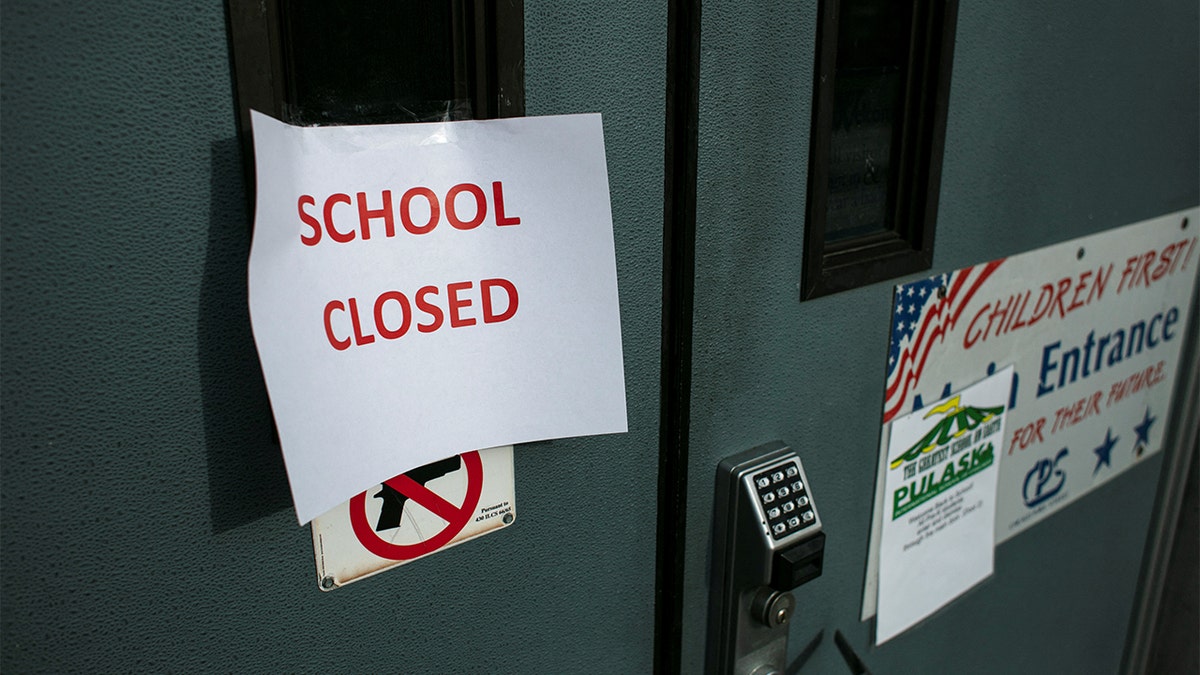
(1023, 448), (1068, 508)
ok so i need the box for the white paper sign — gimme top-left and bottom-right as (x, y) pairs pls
(876, 368), (1010, 644)
(248, 112), (627, 524)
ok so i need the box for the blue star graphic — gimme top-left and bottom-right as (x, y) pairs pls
(1093, 428), (1118, 474)
(1133, 407), (1156, 456)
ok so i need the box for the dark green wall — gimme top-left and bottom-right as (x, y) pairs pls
(682, 0), (1198, 673)
(1, 2), (664, 672)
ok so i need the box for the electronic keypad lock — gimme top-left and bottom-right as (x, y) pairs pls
(708, 441), (826, 675)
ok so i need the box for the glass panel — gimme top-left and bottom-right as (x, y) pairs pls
(824, 0), (914, 242)
(281, 2), (461, 125)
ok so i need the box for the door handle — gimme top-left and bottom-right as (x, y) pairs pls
(707, 441), (826, 674)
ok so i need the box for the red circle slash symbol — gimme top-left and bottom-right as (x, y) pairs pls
(349, 451), (483, 560)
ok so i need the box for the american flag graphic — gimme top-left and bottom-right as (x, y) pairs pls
(883, 260), (1005, 424)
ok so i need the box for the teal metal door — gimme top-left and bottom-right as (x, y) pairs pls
(1, 2), (667, 672)
(675, 1), (1199, 673)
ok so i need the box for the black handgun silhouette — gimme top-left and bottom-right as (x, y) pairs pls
(373, 455), (463, 532)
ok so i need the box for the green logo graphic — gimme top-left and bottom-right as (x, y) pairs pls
(889, 395), (1004, 470)
(892, 442), (994, 518)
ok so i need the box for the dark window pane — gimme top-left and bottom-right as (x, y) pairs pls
(281, 2), (461, 124)
(825, 70), (903, 240)
(802, 0), (957, 299)
(824, 0), (914, 242)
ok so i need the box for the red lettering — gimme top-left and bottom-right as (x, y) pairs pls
(299, 195), (322, 246)
(416, 286), (444, 333)
(1052, 276), (1071, 318)
(447, 281), (476, 328)
(1028, 284), (1056, 324)
(401, 187), (440, 235)
(323, 193), (355, 243)
(1008, 291), (1032, 331)
(1180, 238), (1197, 271)
(356, 190), (395, 240)
(963, 304), (990, 348)
(323, 300), (351, 351)
(481, 278), (519, 323)
(1067, 271), (1092, 312)
(1137, 250), (1155, 288)
(1008, 418), (1046, 454)
(1118, 255), (1139, 293)
(328, 278), (521, 348)
(1151, 244), (1174, 282)
(986, 298), (1010, 338)
(306, 182), (517, 241)
(493, 181), (521, 226)
(373, 291), (412, 339)
(446, 183), (487, 230)
(1090, 264), (1112, 303)
(347, 297), (375, 345)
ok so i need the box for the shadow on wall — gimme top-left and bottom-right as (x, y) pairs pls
(200, 137), (293, 533)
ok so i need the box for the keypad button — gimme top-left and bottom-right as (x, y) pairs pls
(791, 480), (803, 492)
(771, 471), (785, 483)
(762, 492), (775, 504)
(767, 507), (780, 519)
(801, 511), (814, 522)
(782, 501), (795, 513)
(797, 496), (809, 507)
(786, 465), (799, 477)
(756, 477), (770, 489)
(776, 486), (790, 498)
(787, 516), (801, 528)
(772, 523), (786, 535)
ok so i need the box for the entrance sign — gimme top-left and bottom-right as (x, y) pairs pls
(876, 368), (1009, 644)
(863, 208), (1199, 621)
(313, 446), (515, 590)
(248, 112), (627, 524)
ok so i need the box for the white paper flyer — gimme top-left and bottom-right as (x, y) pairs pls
(876, 366), (1011, 644)
(248, 112), (628, 524)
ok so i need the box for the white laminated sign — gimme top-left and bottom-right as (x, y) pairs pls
(864, 208), (1199, 622)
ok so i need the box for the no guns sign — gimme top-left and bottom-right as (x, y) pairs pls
(312, 446), (515, 590)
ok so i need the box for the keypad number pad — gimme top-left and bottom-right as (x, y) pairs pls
(752, 461), (818, 540)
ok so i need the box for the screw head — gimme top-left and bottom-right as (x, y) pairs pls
(503, 513), (514, 525)
(320, 576), (335, 590)
(776, 608), (789, 624)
